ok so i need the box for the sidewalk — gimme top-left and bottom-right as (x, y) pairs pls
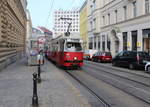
(0, 59), (91, 107)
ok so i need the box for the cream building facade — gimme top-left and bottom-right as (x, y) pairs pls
(79, 1), (88, 50)
(87, 0), (150, 56)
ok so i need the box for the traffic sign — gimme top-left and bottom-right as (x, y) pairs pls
(38, 36), (45, 44)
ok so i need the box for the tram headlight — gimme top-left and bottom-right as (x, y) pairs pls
(74, 57), (77, 60)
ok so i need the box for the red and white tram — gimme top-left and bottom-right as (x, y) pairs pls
(47, 34), (83, 68)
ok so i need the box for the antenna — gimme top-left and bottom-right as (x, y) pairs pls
(60, 17), (72, 36)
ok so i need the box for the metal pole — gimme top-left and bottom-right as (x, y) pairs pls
(38, 60), (41, 83)
(32, 72), (38, 105)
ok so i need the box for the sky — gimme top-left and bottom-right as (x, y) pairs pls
(27, 0), (85, 31)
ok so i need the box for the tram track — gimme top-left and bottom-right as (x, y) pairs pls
(83, 62), (150, 105)
(64, 70), (111, 107)
(85, 63), (150, 89)
(85, 61), (150, 79)
(85, 61), (150, 86)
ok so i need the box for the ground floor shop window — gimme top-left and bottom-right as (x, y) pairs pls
(131, 31), (137, 51)
(94, 37), (96, 49)
(102, 35), (105, 51)
(123, 32), (127, 51)
(107, 35), (110, 51)
(143, 38), (150, 52)
(89, 37), (93, 49)
(143, 28), (150, 53)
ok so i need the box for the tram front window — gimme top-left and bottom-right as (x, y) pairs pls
(66, 42), (82, 51)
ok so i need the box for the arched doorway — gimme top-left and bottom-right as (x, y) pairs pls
(111, 30), (119, 56)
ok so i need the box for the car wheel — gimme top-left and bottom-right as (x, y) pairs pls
(129, 63), (134, 70)
(112, 61), (116, 66)
(98, 59), (101, 63)
(147, 66), (150, 73)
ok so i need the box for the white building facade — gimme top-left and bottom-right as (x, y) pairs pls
(53, 9), (80, 37)
(87, 0), (102, 50)
(87, 0), (150, 56)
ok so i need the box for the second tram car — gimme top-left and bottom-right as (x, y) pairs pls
(47, 34), (83, 68)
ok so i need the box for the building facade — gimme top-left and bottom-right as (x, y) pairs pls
(26, 9), (32, 52)
(30, 27), (52, 51)
(87, 0), (102, 50)
(79, 1), (88, 50)
(0, 0), (27, 70)
(86, 0), (150, 56)
(53, 9), (80, 37)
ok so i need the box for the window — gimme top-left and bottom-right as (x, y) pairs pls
(123, 6), (127, 20)
(90, 21), (93, 30)
(131, 31), (137, 51)
(115, 10), (118, 23)
(93, 18), (96, 29)
(89, 38), (93, 49)
(93, 0), (96, 10)
(103, 16), (105, 26)
(90, 5), (93, 14)
(107, 35), (110, 51)
(133, 1), (137, 18)
(102, 35), (105, 51)
(98, 36), (101, 50)
(123, 32), (127, 51)
(108, 13), (110, 25)
(145, 0), (149, 14)
(94, 37), (96, 49)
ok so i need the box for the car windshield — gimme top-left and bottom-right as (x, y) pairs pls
(65, 42), (82, 52)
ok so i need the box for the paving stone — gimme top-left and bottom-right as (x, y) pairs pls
(0, 59), (91, 107)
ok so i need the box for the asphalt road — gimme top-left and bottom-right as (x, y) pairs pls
(61, 61), (150, 107)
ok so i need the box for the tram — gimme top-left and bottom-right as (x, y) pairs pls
(47, 33), (83, 68)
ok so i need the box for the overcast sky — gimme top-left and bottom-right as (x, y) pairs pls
(27, 0), (85, 31)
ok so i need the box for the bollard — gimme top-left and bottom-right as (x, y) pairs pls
(38, 61), (41, 83)
(32, 72), (38, 105)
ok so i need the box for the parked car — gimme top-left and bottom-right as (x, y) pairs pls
(84, 49), (97, 61)
(112, 51), (150, 69)
(91, 51), (112, 62)
(83, 54), (90, 60)
(145, 62), (150, 72)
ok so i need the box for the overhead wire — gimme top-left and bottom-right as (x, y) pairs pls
(45, 0), (85, 31)
(45, 0), (55, 28)
(69, 0), (86, 10)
